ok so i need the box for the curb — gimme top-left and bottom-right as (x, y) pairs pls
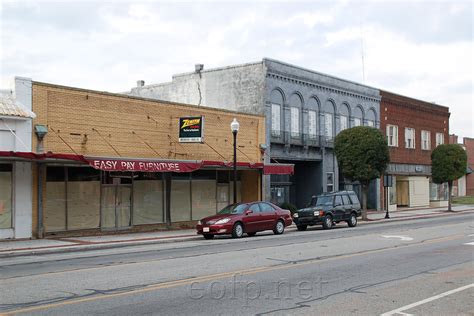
(1, 210), (473, 259)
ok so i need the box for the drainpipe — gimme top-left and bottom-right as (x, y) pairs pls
(37, 163), (44, 238)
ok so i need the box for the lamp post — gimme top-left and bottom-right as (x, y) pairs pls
(230, 118), (240, 204)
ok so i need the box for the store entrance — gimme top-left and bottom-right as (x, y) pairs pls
(101, 172), (132, 230)
(101, 185), (132, 229)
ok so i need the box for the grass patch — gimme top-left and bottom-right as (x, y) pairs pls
(452, 196), (474, 205)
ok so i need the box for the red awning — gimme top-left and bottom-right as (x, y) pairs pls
(0, 151), (294, 175)
(263, 164), (294, 175)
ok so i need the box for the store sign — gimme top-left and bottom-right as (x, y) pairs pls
(88, 159), (202, 173)
(179, 116), (204, 143)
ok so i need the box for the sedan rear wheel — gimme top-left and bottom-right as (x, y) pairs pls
(322, 215), (333, 230)
(273, 220), (285, 235)
(232, 223), (244, 238)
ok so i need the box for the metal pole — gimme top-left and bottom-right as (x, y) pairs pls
(233, 130), (237, 204)
(385, 186), (390, 219)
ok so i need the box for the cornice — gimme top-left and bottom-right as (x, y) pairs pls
(266, 71), (381, 103)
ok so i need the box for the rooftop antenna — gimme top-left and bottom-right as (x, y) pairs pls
(359, 18), (366, 83)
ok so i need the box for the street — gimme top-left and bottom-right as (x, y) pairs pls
(1, 214), (473, 315)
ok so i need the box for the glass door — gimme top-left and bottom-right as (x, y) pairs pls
(101, 185), (132, 230)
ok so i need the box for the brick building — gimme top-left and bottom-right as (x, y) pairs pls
(1, 79), (292, 238)
(380, 90), (450, 210)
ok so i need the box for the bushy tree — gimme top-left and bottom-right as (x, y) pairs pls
(431, 144), (467, 211)
(335, 126), (390, 220)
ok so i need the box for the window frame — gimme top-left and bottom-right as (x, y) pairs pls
(387, 124), (398, 147)
(325, 113), (333, 138)
(436, 132), (444, 146)
(421, 130), (431, 150)
(271, 103), (281, 137)
(405, 127), (415, 149)
(308, 110), (317, 139)
(290, 107), (300, 138)
(340, 115), (348, 132)
(326, 172), (334, 192)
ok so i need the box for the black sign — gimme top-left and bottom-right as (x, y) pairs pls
(179, 116), (204, 143)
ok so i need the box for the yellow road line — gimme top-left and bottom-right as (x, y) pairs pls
(0, 233), (465, 316)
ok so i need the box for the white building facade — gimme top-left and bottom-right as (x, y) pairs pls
(0, 77), (35, 239)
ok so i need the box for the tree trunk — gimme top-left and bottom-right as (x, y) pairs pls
(448, 181), (453, 212)
(362, 184), (368, 220)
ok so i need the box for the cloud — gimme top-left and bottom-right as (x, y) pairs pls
(0, 0), (472, 138)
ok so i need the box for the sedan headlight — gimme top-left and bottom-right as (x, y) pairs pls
(215, 218), (231, 225)
(293, 213), (299, 218)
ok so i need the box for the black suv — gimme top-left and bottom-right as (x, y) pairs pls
(292, 191), (362, 230)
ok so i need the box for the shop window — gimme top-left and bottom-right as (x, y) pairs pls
(44, 166), (66, 232)
(389, 177), (397, 205)
(430, 182), (448, 201)
(0, 164), (13, 229)
(133, 173), (164, 225)
(67, 167), (101, 230)
(191, 170), (217, 220)
(171, 174), (191, 222)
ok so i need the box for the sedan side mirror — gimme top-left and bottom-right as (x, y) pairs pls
(245, 210), (253, 215)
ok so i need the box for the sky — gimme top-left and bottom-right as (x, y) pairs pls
(1, 0), (472, 139)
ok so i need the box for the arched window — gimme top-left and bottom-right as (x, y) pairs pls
(323, 101), (335, 138)
(270, 89), (284, 136)
(353, 106), (364, 127)
(307, 97), (319, 139)
(366, 108), (376, 127)
(339, 103), (350, 133)
(289, 93), (302, 138)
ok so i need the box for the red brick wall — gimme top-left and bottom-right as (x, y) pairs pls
(464, 137), (474, 196)
(380, 91), (450, 166)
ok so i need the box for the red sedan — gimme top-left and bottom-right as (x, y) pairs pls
(196, 202), (292, 239)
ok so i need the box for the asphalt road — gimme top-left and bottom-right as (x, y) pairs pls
(0, 214), (473, 315)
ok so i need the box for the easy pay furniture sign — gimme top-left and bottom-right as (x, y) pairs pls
(179, 116), (204, 143)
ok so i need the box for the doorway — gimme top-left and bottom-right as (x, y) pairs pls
(101, 185), (132, 229)
(396, 180), (409, 207)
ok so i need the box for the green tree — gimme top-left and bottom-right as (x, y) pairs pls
(431, 144), (467, 212)
(335, 126), (390, 220)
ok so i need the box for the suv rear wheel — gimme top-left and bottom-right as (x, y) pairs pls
(322, 215), (333, 229)
(347, 213), (357, 227)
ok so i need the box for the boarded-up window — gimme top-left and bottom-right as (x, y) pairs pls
(0, 164), (12, 229)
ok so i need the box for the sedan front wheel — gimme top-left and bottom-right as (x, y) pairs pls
(232, 223), (244, 238)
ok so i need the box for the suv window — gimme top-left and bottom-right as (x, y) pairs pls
(316, 195), (334, 206)
(334, 195), (343, 206)
(249, 204), (261, 213)
(349, 193), (360, 204)
(342, 194), (351, 205)
(259, 203), (275, 212)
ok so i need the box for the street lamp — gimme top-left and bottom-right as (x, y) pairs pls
(230, 118), (240, 204)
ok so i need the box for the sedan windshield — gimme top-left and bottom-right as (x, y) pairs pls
(316, 196), (333, 206)
(217, 204), (248, 214)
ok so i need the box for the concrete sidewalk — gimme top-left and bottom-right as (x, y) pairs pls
(1, 204), (473, 258)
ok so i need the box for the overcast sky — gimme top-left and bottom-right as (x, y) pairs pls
(1, 0), (472, 138)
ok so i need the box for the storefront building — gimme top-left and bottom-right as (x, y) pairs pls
(380, 90), (450, 210)
(0, 77), (35, 239)
(22, 81), (291, 237)
(128, 59), (381, 209)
